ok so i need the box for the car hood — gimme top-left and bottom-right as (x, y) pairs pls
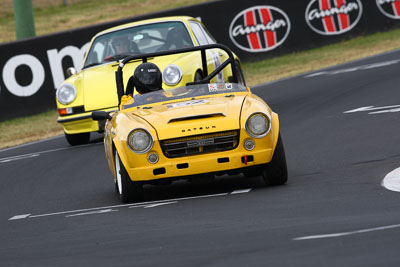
(125, 95), (246, 140)
(82, 64), (121, 111)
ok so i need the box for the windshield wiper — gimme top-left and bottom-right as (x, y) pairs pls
(104, 53), (132, 62)
(83, 54), (138, 69)
(83, 62), (100, 69)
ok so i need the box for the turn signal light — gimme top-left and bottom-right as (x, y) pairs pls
(58, 108), (73, 116)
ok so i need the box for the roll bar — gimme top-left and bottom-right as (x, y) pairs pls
(115, 44), (238, 106)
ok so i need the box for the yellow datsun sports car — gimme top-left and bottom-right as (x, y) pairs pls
(56, 16), (242, 146)
(92, 44), (287, 203)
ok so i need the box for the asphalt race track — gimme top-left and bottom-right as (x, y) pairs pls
(1, 49), (400, 266)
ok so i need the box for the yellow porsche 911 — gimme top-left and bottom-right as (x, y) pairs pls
(92, 44), (287, 203)
(56, 16), (243, 146)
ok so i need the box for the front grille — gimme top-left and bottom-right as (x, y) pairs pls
(161, 130), (239, 158)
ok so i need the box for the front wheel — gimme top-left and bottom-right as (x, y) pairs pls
(115, 150), (143, 203)
(262, 134), (288, 186)
(64, 132), (90, 146)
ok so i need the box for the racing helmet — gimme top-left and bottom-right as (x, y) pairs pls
(133, 62), (162, 94)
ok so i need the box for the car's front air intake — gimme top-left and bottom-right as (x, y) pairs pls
(161, 130), (239, 158)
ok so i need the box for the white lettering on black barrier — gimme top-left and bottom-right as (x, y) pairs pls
(307, 3), (359, 20)
(232, 20), (287, 36)
(2, 43), (89, 98)
(376, 0), (400, 19)
(229, 5), (291, 53)
(378, 0), (398, 4)
(47, 43), (90, 89)
(305, 0), (362, 35)
(2, 54), (45, 97)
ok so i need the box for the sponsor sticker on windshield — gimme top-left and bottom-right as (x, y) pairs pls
(208, 83), (234, 92)
(208, 83), (217, 91)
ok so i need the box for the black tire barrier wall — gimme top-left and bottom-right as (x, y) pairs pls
(1, 0), (399, 121)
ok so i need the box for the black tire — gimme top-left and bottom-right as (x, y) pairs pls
(115, 150), (143, 203)
(64, 132), (90, 146)
(262, 134), (288, 186)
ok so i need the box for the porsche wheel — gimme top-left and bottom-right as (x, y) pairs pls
(64, 132), (90, 146)
(115, 150), (143, 203)
(262, 134), (288, 186)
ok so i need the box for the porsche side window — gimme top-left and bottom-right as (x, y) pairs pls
(84, 40), (105, 67)
(92, 42), (105, 62)
(200, 24), (217, 44)
(189, 22), (209, 45)
(156, 24), (193, 51)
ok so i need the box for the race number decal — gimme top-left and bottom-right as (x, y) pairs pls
(207, 49), (225, 83)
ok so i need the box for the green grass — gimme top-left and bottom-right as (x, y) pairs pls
(0, 110), (62, 149)
(244, 28), (400, 86)
(0, 0), (212, 43)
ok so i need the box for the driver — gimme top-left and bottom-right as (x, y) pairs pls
(112, 35), (132, 54)
(123, 62), (165, 106)
(133, 62), (163, 94)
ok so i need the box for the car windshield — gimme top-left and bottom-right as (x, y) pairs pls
(83, 21), (194, 69)
(123, 83), (247, 109)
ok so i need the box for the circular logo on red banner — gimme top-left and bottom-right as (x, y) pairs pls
(377, 0), (400, 19)
(306, 0), (363, 35)
(229, 6), (291, 53)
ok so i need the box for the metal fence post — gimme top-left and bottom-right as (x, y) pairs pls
(13, 0), (36, 40)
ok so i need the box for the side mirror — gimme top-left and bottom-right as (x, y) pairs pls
(92, 111), (112, 121)
(66, 67), (77, 78)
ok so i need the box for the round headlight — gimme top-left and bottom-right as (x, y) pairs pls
(245, 113), (271, 138)
(56, 84), (77, 105)
(127, 129), (153, 154)
(148, 153), (159, 164)
(163, 65), (182, 85)
(244, 139), (255, 151)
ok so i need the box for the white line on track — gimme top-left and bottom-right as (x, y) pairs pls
(9, 214), (31, 220)
(0, 154), (39, 163)
(304, 59), (400, 78)
(0, 142), (102, 164)
(143, 201), (177, 208)
(128, 201), (177, 209)
(231, 189), (252, 194)
(382, 167), (400, 192)
(293, 223), (400, 241)
(294, 168), (400, 240)
(66, 209), (118, 217)
(9, 189), (254, 220)
(9, 192), (229, 220)
(0, 136), (63, 153)
(344, 105), (400, 114)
